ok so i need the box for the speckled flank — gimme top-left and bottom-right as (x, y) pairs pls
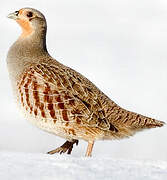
(16, 62), (164, 142)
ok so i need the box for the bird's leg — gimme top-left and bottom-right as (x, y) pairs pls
(85, 140), (94, 157)
(47, 139), (79, 155)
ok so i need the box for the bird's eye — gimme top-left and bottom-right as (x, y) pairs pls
(15, 11), (19, 16)
(26, 12), (33, 18)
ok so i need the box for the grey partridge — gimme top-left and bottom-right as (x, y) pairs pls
(7, 8), (165, 157)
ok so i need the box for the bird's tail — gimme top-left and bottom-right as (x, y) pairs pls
(121, 110), (165, 130)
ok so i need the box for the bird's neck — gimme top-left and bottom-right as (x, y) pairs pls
(8, 29), (49, 61)
(7, 30), (50, 82)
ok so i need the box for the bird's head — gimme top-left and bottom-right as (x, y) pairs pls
(7, 8), (47, 39)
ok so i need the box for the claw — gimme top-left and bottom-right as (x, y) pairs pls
(47, 139), (79, 155)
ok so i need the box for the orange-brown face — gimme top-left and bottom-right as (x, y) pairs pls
(8, 8), (45, 38)
(16, 9), (34, 38)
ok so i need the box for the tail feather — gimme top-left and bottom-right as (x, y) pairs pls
(122, 110), (165, 130)
(144, 119), (165, 128)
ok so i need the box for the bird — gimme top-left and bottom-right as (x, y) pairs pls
(7, 7), (165, 157)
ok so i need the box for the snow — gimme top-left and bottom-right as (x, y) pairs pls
(0, 151), (167, 180)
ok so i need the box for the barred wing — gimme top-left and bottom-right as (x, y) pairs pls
(17, 62), (117, 131)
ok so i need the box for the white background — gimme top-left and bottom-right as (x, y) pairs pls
(0, 0), (167, 160)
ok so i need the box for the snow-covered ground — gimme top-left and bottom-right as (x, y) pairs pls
(0, 151), (167, 180)
(0, 0), (167, 179)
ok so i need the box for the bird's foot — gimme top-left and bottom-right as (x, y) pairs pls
(47, 139), (79, 155)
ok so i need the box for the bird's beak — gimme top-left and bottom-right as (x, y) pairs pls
(7, 12), (18, 20)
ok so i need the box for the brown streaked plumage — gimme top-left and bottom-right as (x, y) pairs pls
(7, 8), (165, 157)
